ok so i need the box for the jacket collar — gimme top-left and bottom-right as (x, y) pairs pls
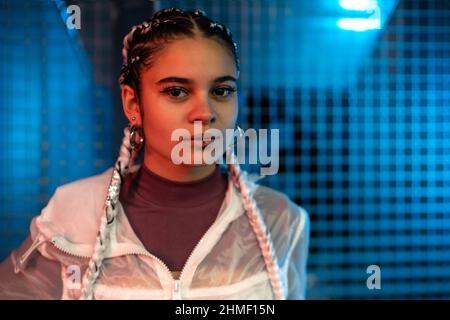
(33, 164), (245, 259)
(108, 163), (245, 258)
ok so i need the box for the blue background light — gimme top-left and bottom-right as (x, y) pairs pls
(337, 17), (381, 31)
(339, 0), (379, 11)
(1, 0), (450, 299)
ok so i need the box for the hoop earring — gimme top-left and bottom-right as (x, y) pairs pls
(129, 124), (144, 151)
(225, 125), (245, 152)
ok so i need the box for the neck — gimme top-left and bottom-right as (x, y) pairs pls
(143, 151), (217, 182)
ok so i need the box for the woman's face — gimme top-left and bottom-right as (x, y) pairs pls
(122, 36), (238, 172)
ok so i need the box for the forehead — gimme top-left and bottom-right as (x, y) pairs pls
(142, 37), (237, 82)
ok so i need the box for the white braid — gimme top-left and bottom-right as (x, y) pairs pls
(79, 124), (283, 299)
(226, 150), (286, 300)
(122, 25), (138, 64)
(79, 126), (137, 299)
(121, 20), (154, 65)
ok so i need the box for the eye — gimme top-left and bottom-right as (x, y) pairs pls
(161, 86), (189, 99)
(213, 87), (237, 98)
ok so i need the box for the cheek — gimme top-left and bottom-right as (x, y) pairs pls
(140, 98), (186, 148)
(142, 91), (183, 124)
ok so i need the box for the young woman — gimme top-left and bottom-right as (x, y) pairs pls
(0, 7), (310, 300)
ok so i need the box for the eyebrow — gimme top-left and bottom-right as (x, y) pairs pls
(156, 76), (237, 85)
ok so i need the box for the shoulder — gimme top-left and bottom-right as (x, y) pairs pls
(252, 182), (309, 231)
(44, 167), (113, 218)
(54, 167), (113, 197)
(250, 182), (310, 256)
(31, 167), (114, 243)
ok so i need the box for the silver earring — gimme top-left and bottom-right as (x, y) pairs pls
(236, 125), (245, 139)
(129, 124), (144, 151)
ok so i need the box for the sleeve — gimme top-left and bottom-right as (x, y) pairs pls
(286, 206), (310, 300)
(0, 233), (63, 299)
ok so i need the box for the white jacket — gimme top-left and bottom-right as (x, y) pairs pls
(0, 165), (310, 300)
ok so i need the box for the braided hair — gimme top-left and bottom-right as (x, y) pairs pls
(118, 7), (240, 102)
(79, 7), (285, 300)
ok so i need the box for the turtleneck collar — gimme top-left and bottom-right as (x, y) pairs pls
(120, 163), (229, 208)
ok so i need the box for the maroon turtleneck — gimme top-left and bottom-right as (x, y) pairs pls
(119, 164), (228, 272)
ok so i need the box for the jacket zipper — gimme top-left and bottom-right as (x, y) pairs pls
(172, 182), (238, 297)
(14, 235), (47, 273)
(18, 233), (183, 298)
(50, 234), (209, 300)
(20, 193), (233, 299)
(113, 207), (228, 299)
(16, 234), (91, 273)
(51, 235), (92, 258)
(121, 226), (213, 300)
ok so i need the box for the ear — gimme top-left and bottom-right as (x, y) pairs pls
(121, 85), (143, 125)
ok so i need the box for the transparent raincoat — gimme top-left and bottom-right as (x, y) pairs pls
(0, 164), (310, 300)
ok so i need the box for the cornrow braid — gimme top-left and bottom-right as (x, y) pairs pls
(79, 125), (138, 299)
(152, 7), (184, 19)
(79, 7), (282, 300)
(118, 7), (240, 92)
(226, 147), (286, 300)
(80, 126), (285, 299)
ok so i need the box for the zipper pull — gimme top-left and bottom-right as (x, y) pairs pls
(173, 279), (182, 300)
(14, 234), (45, 274)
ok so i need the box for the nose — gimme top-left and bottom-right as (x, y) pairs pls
(188, 95), (216, 125)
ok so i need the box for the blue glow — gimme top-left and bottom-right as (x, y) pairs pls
(339, 0), (378, 11)
(0, 1), (113, 260)
(337, 17), (381, 31)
